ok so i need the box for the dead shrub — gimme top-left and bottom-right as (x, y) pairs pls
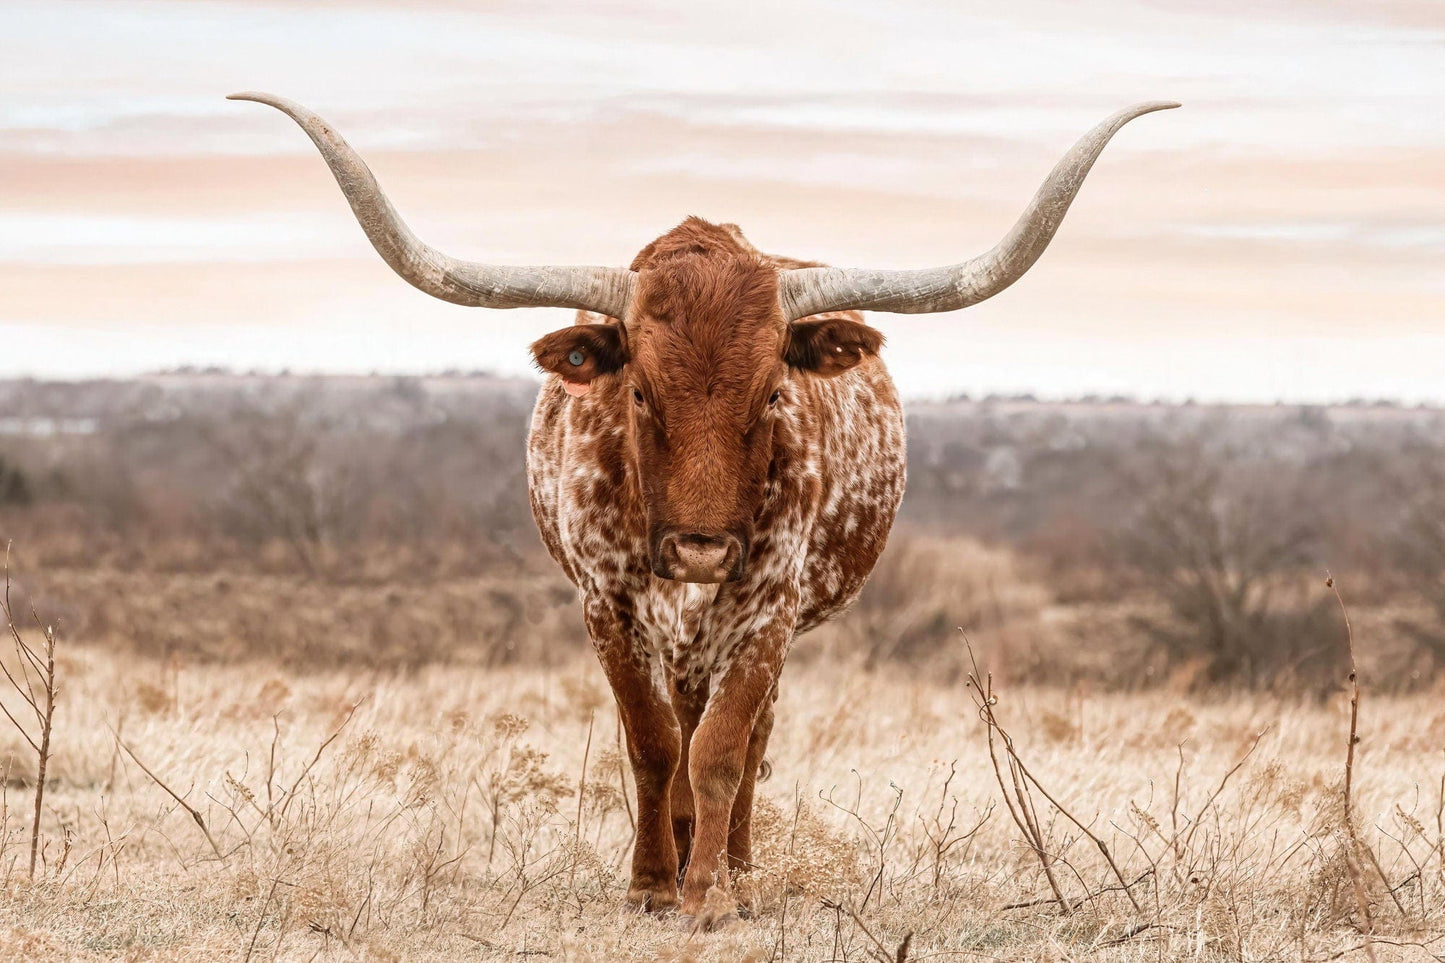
(0, 456), (31, 508)
(1115, 440), (1347, 691)
(812, 535), (1047, 673)
(1389, 453), (1445, 661)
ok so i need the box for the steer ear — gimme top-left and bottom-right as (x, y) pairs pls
(531, 323), (628, 387)
(785, 317), (884, 377)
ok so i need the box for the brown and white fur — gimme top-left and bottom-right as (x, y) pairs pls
(526, 217), (905, 927)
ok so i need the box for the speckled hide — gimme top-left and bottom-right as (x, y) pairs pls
(527, 332), (906, 685)
(525, 218), (905, 925)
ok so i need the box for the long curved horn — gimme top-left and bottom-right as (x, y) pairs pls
(228, 92), (636, 318)
(777, 101), (1179, 320)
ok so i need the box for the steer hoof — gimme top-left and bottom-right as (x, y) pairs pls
(678, 884), (742, 932)
(624, 884), (679, 916)
(677, 911), (739, 933)
(707, 910), (741, 931)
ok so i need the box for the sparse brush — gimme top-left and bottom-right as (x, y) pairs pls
(2, 639), (1444, 960)
(963, 630), (1143, 917)
(0, 544), (60, 881)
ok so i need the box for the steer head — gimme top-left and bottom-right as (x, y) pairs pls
(530, 219), (882, 582)
(228, 92), (1178, 582)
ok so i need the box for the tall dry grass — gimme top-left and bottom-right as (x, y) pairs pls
(3, 630), (1443, 960)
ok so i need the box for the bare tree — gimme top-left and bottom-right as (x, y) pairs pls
(0, 455), (30, 507)
(1117, 439), (1343, 689)
(1390, 454), (1445, 659)
(208, 406), (367, 573)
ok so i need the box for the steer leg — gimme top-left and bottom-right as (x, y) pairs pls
(669, 674), (710, 877)
(678, 629), (789, 929)
(728, 691), (776, 875)
(586, 605), (681, 914)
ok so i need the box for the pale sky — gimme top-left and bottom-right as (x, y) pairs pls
(2, 0), (1442, 402)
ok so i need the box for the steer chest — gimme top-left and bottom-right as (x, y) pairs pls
(526, 357), (905, 687)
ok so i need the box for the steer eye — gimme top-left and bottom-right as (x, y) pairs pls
(632, 388), (645, 407)
(768, 389), (782, 407)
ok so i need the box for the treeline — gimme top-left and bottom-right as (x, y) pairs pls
(1, 375), (1442, 689)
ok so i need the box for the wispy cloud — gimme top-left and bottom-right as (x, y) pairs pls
(2, 0), (1442, 402)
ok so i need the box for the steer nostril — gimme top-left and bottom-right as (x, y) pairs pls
(672, 534), (729, 569)
(659, 532), (739, 582)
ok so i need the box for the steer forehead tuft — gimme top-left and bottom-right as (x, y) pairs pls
(630, 218), (783, 332)
(625, 221), (787, 406)
(635, 253), (780, 328)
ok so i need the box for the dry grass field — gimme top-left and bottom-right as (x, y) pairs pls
(3, 628), (1443, 961)
(3, 382), (1444, 959)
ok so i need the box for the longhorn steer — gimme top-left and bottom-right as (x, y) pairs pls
(231, 92), (1176, 929)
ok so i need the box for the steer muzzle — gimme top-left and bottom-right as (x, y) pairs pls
(654, 531), (746, 584)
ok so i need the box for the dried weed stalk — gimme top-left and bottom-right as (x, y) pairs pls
(963, 630), (1142, 917)
(1329, 574), (1415, 957)
(1, 544), (60, 880)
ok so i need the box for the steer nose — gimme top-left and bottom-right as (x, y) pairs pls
(657, 532), (741, 584)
